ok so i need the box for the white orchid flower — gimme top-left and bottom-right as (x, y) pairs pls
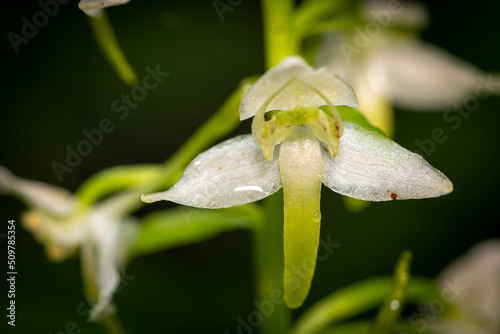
(315, 2), (500, 137)
(431, 239), (500, 334)
(0, 166), (137, 321)
(141, 56), (452, 308)
(78, 0), (130, 17)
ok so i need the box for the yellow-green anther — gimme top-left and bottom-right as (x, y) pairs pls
(280, 127), (323, 308)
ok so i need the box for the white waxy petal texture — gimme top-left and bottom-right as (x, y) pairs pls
(321, 121), (453, 201)
(370, 36), (482, 110)
(240, 56), (357, 120)
(86, 207), (137, 321)
(78, 0), (130, 17)
(141, 135), (282, 208)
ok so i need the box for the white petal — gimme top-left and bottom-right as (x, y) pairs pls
(240, 56), (357, 120)
(371, 35), (483, 110)
(0, 166), (77, 216)
(141, 135), (282, 208)
(78, 0), (130, 17)
(321, 121), (453, 201)
(279, 128), (323, 308)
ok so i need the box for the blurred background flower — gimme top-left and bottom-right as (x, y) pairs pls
(315, 1), (500, 137)
(1, 1), (499, 333)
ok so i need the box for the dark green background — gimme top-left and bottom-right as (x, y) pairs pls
(1, 1), (499, 333)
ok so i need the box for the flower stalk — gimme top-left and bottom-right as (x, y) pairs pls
(87, 10), (138, 86)
(252, 191), (290, 334)
(254, 0), (297, 330)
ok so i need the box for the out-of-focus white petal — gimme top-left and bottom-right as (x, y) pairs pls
(371, 35), (482, 110)
(321, 121), (453, 201)
(86, 210), (137, 321)
(1, 166), (139, 321)
(362, 0), (429, 29)
(0, 166), (77, 216)
(317, 32), (498, 115)
(87, 211), (121, 320)
(432, 239), (500, 334)
(83, 195), (138, 321)
(21, 211), (85, 261)
(141, 135), (282, 208)
(78, 0), (130, 17)
(0, 166), (82, 261)
(240, 56), (357, 120)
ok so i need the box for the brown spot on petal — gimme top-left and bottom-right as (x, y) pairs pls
(218, 167), (222, 171)
(390, 193), (398, 200)
(323, 147), (329, 153)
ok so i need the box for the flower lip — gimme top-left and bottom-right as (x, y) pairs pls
(0, 165), (77, 217)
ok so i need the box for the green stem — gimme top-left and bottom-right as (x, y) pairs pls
(261, 0), (297, 69)
(250, 1), (297, 332)
(252, 190), (291, 334)
(87, 10), (138, 86)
